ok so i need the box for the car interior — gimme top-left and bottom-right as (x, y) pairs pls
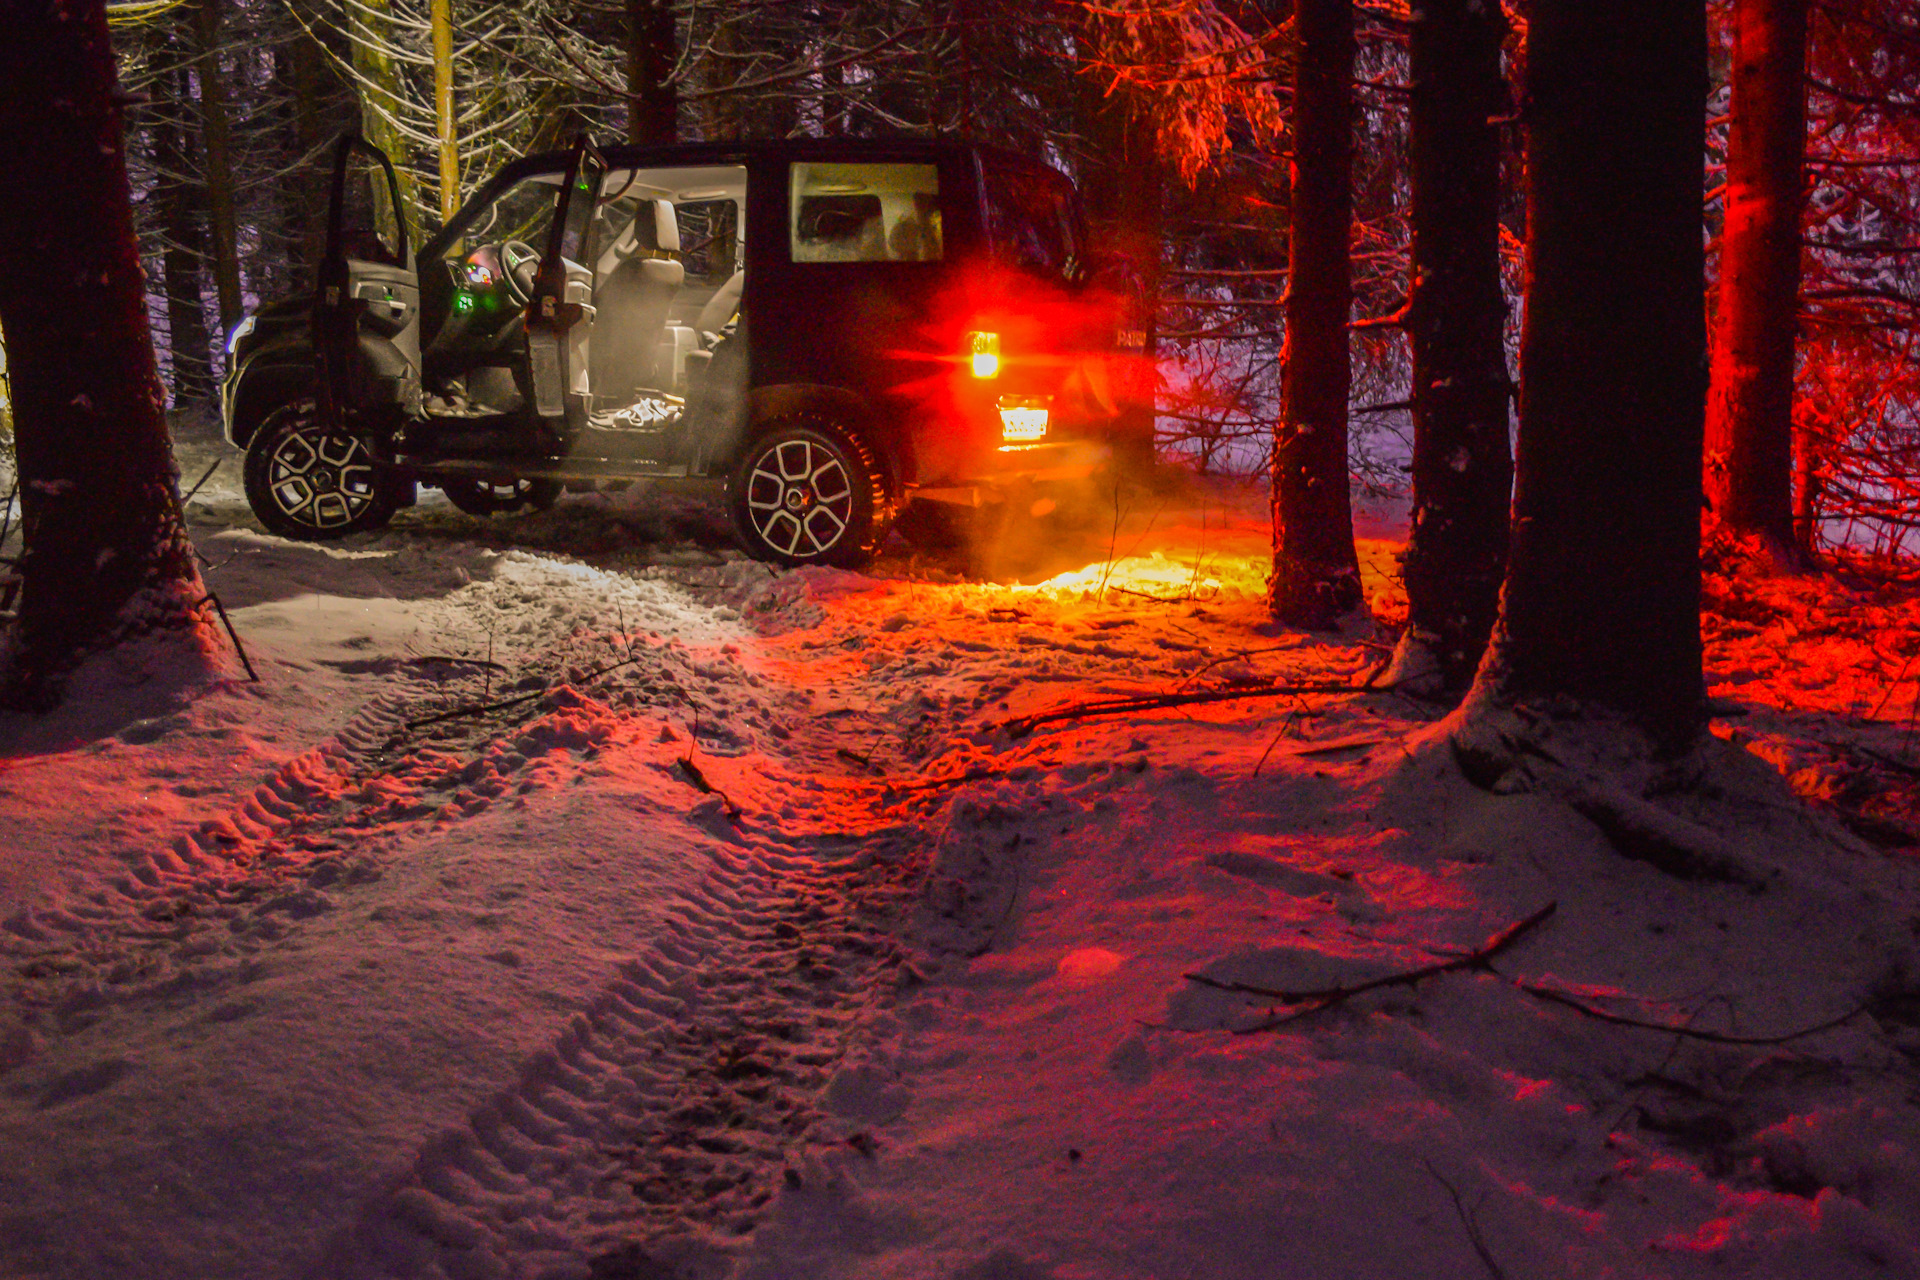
(423, 164), (747, 433)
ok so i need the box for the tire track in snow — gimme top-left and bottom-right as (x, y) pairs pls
(0, 688), (424, 1019)
(0, 646), (671, 1032)
(315, 810), (926, 1280)
(3, 591), (929, 1277)
(303, 606), (957, 1279)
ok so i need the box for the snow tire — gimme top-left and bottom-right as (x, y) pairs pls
(242, 398), (400, 540)
(728, 416), (891, 568)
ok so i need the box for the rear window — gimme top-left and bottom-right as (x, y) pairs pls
(789, 163), (943, 263)
(982, 158), (1083, 282)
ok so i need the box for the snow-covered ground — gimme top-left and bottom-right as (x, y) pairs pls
(3, 417), (1919, 1280)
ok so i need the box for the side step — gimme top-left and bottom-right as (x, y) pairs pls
(401, 457), (692, 483)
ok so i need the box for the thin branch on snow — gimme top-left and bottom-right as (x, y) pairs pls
(1184, 902), (1559, 1033)
(1506, 978), (1872, 1048)
(398, 654), (642, 732)
(1421, 1162), (1509, 1280)
(1000, 678), (1392, 739)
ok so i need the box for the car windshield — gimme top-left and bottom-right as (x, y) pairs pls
(460, 175), (561, 253)
(981, 157), (1083, 283)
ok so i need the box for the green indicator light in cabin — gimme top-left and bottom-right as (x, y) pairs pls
(453, 290), (475, 314)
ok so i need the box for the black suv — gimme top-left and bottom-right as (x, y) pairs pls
(221, 134), (1124, 566)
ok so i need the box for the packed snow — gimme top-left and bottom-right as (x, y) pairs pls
(2, 415), (1918, 1280)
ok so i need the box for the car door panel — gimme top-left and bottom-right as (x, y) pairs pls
(314, 134), (420, 423)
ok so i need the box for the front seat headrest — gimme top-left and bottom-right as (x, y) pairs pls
(652, 200), (680, 254)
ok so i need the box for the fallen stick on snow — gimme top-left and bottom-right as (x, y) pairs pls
(1001, 678), (1390, 739)
(1183, 902), (1559, 1033)
(675, 752), (741, 820)
(196, 592), (258, 683)
(399, 654), (643, 731)
(890, 765), (1015, 793)
(1291, 733), (1390, 757)
(1507, 978), (1872, 1047)
(180, 457), (221, 507)
(404, 654), (511, 673)
(1188, 899), (1871, 1047)
(1421, 1161), (1509, 1280)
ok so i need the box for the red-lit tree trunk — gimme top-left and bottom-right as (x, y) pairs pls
(1704, 0), (1809, 564)
(1270, 0), (1362, 628)
(0, 0), (208, 705)
(626, 0), (678, 145)
(1392, 0), (1513, 695)
(1469, 0), (1708, 750)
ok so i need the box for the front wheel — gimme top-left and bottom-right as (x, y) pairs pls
(728, 418), (890, 568)
(243, 399), (399, 540)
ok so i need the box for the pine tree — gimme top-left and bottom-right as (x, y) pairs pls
(0, 0), (211, 705)
(1392, 0), (1514, 694)
(627, 0), (678, 144)
(1470, 0), (1709, 749)
(1704, 0), (1810, 564)
(1270, 0), (1364, 629)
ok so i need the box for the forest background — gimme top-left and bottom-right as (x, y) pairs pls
(0, 0), (1907, 544)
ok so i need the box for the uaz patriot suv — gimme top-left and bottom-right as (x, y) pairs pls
(221, 133), (1125, 566)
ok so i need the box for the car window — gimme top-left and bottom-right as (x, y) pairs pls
(789, 163), (942, 264)
(463, 175), (561, 255)
(981, 158), (1083, 282)
(677, 199), (739, 285)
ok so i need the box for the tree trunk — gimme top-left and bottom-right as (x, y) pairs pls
(289, 30), (332, 279)
(350, 0), (421, 246)
(1392, 0), (1513, 694)
(193, 0), (244, 331)
(626, 0), (678, 145)
(1704, 0), (1809, 563)
(821, 49), (845, 135)
(1270, 0), (1362, 628)
(157, 56), (215, 404)
(1474, 0), (1708, 751)
(704, 15), (743, 142)
(0, 0), (209, 705)
(430, 0), (459, 226)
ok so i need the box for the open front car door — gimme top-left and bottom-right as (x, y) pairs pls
(312, 133), (421, 430)
(523, 134), (608, 435)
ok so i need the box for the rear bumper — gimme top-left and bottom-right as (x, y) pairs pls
(911, 438), (1110, 506)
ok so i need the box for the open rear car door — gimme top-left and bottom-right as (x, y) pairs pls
(523, 134), (608, 435)
(312, 134), (421, 430)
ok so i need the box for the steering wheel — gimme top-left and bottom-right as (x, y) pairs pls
(499, 240), (541, 305)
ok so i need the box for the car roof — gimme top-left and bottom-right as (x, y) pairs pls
(421, 136), (1063, 260)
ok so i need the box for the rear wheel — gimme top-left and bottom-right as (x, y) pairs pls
(243, 399), (399, 540)
(728, 417), (890, 568)
(439, 476), (562, 516)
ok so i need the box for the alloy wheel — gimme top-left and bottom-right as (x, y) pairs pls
(266, 424), (381, 531)
(742, 437), (856, 559)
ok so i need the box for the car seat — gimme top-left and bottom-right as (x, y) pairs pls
(695, 269), (744, 344)
(590, 199), (684, 401)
